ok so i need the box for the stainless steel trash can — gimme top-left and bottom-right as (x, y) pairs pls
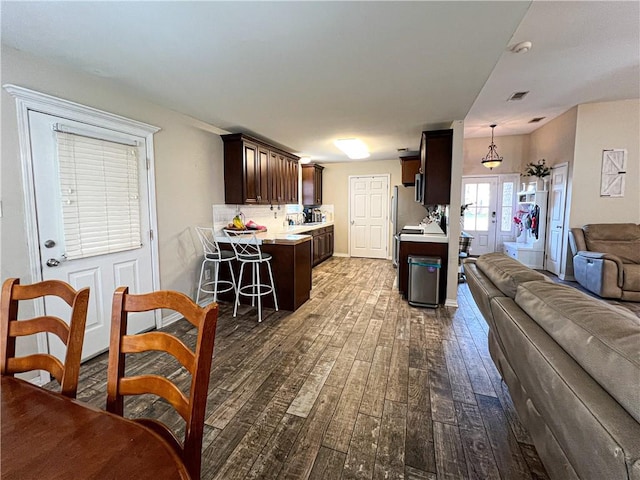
(408, 256), (441, 308)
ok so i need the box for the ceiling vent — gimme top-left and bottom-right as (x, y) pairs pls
(508, 91), (529, 101)
(528, 117), (546, 123)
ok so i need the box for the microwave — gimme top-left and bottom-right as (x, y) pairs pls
(415, 173), (423, 203)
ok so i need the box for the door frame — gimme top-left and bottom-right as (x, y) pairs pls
(347, 174), (391, 259)
(4, 85), (161, 382)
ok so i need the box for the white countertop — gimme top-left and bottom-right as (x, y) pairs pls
(215, 222), (333, 245)
(399, 223), (448, 243)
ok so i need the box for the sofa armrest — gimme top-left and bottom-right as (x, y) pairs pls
(573, 252), (624, 298)
(575, 251), (624, 286)
(569, 228), (587, 255)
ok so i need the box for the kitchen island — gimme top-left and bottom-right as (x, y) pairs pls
(216, 231), (313, 311)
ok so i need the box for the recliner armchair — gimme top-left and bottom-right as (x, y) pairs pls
(568, 223), (640, 301)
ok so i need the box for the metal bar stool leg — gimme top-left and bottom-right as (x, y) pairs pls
(256, 262), (262, 322)
(212, 262), (220, 303)
(196, 259), (207, 305)
(227, 260), (239, 308)
(234, 262), (246, 318)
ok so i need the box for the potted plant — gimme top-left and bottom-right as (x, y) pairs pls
(523, 159), (550, 190)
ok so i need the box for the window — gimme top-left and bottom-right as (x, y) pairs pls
(56, 130), (142, 260)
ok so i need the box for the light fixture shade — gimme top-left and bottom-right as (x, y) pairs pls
(334, 138), (370, 159)
(481, 124), (503, 170)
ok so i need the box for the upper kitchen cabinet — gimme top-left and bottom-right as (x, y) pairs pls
(419, 129), (453, 206)
(222, 133), (298, 205)
(302, 164), (323, 206)
(399, 152), (420, 186)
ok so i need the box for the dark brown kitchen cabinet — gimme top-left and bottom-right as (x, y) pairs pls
(418, 129), (453, 206)
(222, 133), (299, 205)
(400, 153), (420, 186)
(302, 225), (334, 266)
(302, 164), (323, 206)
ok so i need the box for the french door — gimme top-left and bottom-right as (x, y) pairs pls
(462, 175), (518, 255)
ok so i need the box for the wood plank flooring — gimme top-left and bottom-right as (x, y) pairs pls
(67, 257), (549, 479)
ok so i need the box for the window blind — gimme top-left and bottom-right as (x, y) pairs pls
(55, 131), (142, 260)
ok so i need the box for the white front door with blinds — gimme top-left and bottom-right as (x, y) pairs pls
(29, 111), (156, 361)
(349, 175), (389, 259)
(462, 175), (519, 255)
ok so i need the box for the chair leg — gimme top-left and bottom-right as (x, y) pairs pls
(251, 263), (256, 307)
(196, 259), (206, 305)
(256, 262), (262, 323)
(234, 262), (245, 318)
(267, 261), (278, 312)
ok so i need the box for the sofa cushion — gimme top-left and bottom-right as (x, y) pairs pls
(475, 252), (550, 299)
(514, 280), (640, 423)
(624, 263), (640, 292)
(583, 223), (640, 264)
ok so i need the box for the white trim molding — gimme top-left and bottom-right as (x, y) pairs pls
(3, 85), (164, 353)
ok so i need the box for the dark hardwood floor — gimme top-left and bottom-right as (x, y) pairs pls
(68, 257), (549, 480)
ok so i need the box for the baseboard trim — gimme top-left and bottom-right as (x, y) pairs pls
(559, 273), (576, 282)
(445, 299), (458, 308)
(332, 252), (349, 258)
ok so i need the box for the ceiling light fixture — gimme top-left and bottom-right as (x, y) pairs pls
(299, 156), (311, 164)
(481, 124), (503, 170)
(334, 138), (370, 159)
(511, 41), (532, 54)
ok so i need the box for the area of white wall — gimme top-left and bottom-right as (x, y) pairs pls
(463, 134), (529, 176)
(1, 46), (225, 323)
(571, 99), (640, 226)
(446, 120), (464, 306)
(321, 159), (402, 256)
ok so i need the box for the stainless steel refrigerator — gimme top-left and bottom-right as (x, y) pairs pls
(391, 185), (427, 267)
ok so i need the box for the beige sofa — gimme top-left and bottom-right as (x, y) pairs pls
(464, 252), (640, 480)
(569, 223), (640, 301)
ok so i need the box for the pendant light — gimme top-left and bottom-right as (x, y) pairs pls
(481, 124), (503, 170)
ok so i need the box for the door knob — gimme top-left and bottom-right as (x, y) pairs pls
(46, 258), (60, 267)
(44, 239), (56, 248)
(350, 220), (355, 225)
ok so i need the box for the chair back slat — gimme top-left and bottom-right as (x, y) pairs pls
(107, 286), (219, 480)
(1, 278), (89, 398)
(122, 332), (196, 375)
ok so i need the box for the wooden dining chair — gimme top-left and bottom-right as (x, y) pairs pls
(107, 286), (219, 480)
(0, 277), (90, 398)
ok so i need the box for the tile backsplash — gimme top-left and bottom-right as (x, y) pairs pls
(212, 204), (334, 234)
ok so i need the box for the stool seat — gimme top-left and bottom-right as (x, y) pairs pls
(237, 252), (272, 262)
(206, 250), (235, 261)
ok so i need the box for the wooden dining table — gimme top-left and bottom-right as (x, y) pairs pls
(1, 376), (190, 480)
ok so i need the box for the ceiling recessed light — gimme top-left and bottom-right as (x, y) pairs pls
(508, 91), (529, 101)
(334, 138), (370, 159)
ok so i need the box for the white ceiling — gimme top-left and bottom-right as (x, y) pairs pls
(2, 1), (638, 161)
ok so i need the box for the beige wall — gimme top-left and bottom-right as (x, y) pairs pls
(571, 99), (640, 226)
(1, 46), (224, 316)
(463, 134), (529, 176)
(322, 159), (402, 256)
(527, 107), (578, 278)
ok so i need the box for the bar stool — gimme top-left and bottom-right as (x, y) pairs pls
(223, 229), (278, 322)
(194, 226), (237, 304)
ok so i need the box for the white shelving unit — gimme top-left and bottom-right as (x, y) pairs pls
(503, 188), (548, 269)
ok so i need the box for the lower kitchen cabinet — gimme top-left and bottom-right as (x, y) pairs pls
(398, 240), (448, 305)
(303, 225), (334, 266)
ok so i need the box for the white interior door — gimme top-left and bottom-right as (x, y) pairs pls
(545, 164), (568, 275)
(350, 175), (389, 259)
(29, 111), (156, 361)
